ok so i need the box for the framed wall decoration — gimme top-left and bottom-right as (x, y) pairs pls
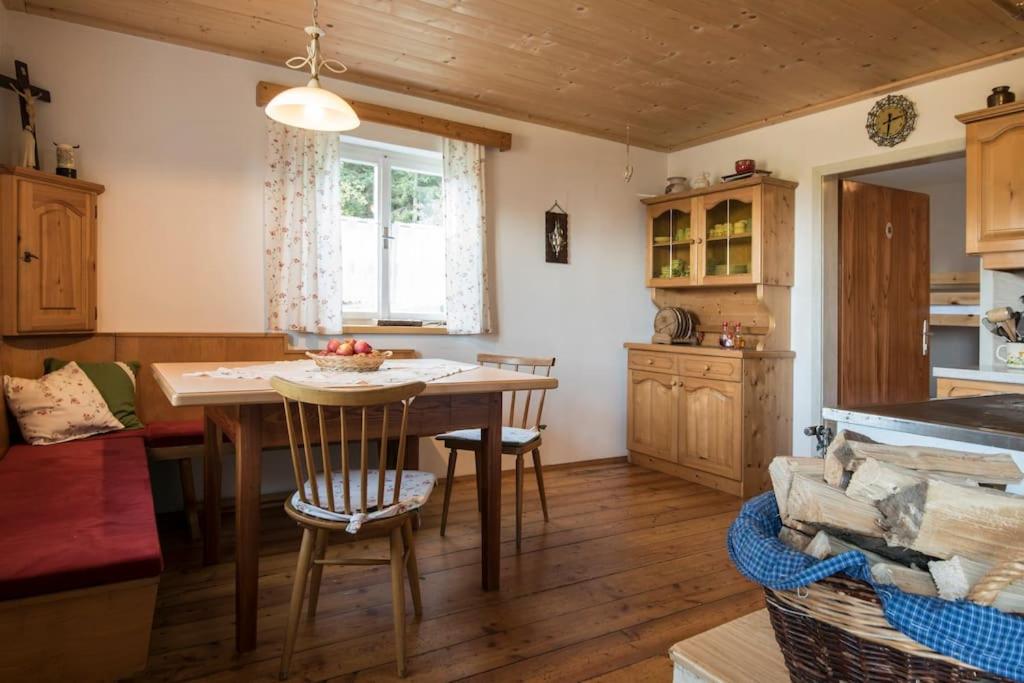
(545, 202), (569, 264)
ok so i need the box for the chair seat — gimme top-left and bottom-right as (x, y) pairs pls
(436, 426), (541, 447)
(290, 469), (436, 534)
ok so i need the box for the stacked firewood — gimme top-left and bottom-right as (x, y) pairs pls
(771, 431), (1024, 612)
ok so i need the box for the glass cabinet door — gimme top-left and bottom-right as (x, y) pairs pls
(648, 200), (693, 285)
(702, 189), (755, 282)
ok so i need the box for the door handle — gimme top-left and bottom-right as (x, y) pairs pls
(22, 250), (39, 263)
(922, 319), (932, 356)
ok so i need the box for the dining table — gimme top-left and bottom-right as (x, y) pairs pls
(152, 358), (558, 652)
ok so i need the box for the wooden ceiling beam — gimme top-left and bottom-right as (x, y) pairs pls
(256, 81), (512, 151)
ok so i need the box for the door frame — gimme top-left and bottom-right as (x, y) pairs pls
(810, 138), (965, 421)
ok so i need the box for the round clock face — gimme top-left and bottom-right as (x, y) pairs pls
(866, 94), (917, 147)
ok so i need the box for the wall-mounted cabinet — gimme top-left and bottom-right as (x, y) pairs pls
(957, 101), (1024, 271)
(643, 175), (795, 288)
(0, 167), (105, 335)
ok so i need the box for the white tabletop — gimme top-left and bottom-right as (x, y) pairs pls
(153, 359), (558, 407)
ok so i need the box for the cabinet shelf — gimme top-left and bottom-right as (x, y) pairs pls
(705, 233), (752, 243)
(652, 240), (693, 248)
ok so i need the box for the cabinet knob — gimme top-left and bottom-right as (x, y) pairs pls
(645, 358), (654, 365)
(21, 250), (39, 263)
(703, 364), (711, 372)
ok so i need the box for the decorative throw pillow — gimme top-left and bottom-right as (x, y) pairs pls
(3, 361), (125, 445)
(43, 358), (143, 429)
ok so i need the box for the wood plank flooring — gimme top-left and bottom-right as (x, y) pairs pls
(135, 461), (762, 682)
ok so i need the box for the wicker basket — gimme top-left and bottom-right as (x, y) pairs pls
(764, 560), (1024, 683)
(306, 350), (392, 372)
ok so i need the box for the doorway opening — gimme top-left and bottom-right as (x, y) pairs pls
(821, 152), (979, 409)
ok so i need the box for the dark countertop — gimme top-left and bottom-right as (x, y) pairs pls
(823, 393), (1024, 452)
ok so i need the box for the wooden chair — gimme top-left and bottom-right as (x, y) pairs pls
(272, 377), (432, 679)
(436, 354), (555, 549)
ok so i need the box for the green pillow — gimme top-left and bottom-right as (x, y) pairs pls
(43, 358), (144, 430)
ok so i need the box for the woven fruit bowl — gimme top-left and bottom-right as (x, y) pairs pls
(306, 350), (392, 372)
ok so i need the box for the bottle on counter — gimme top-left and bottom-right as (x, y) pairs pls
(734, 323), (745, 349)
(720, 321), (735, 349)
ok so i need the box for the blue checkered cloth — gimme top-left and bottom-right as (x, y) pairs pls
(729, 492), (1024, 682)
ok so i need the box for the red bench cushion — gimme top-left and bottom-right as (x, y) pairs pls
(144, 419), (205, 449)
(0, 436), (163, 600)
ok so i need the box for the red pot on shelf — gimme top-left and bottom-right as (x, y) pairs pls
(735, 159), (756, 174)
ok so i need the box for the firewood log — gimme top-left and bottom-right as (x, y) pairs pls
(929, 556), (1024, 613)
(787, 474), (884, 538)
(823, 430), (877, 488)
(804, 530), (936, 596)
(845, 457), (978, 504)
(769, 456), (825, 520)
(845, 442), (1022, 486)
(879, 479), (1024, 563)
(778, 526), (813, 551)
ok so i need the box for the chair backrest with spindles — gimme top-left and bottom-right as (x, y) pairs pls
(476, 353), (556, 432)
(270, 378), (426, 516)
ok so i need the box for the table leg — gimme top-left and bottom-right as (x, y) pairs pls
(235, 404), (263, 652)
(202, 413), (222, 565)
(480, 392), (503, 590)
(405, 436), (420, 470)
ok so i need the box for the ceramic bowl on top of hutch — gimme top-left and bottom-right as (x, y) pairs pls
(628, 174), (796, 499)
(0, 166), (104, 335)
(957, 100), (1024, 271)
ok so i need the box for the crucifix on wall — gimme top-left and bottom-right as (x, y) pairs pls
(0, 60), (51, 170)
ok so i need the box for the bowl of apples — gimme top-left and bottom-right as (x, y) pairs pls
(306, 339), (392, 372)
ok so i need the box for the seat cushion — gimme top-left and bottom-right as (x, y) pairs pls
(436, 426), (541, 446)
(144, 419), (204, 449)
(0, 437), (163, 600)
(291, 469), (436, 534)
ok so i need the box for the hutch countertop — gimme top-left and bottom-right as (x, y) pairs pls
(933, 365), (1024, 386)
(624, 342), (795, 359)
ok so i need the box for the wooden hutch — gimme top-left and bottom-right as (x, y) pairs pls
(626, 175), (796, 498)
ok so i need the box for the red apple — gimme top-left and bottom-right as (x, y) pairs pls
(325, 338), (341, 353)
(353, 340), (373, 355)
(338, 342), (355, 356)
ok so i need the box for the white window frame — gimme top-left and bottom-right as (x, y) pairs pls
(340, 141), (444, 323)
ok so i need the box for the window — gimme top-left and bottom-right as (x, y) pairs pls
(340, 141), (445, 322)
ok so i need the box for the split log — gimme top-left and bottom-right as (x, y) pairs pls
(845, 457), (978, 504)
(828, 530), (935, 568)
(929, 556), (1024, 613)
(879, 479), (1024, 563)
(804, 530), (936, 596)
(787, 474), (884, 538)
(778, 526), (813, 551)
(845, 441), (1022, 486)
(769, 456), (825, 519)
(823, 430), (877, 488)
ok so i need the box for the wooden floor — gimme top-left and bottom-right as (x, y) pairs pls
(136, 461), (762, 682)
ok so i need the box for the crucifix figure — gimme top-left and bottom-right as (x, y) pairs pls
(0, 61), (51, 170)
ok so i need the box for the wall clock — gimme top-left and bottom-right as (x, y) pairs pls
(866, 94), (917, 147)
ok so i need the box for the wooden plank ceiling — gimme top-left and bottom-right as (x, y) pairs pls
(10, 0), (1024, 150)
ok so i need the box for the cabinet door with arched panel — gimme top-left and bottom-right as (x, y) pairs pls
(677, 377), (741, 479)
(700, 186), (758, 285)
(646, 198), (698, 287)
(627, 370), (677, 461)
(16, 179), (97, 333)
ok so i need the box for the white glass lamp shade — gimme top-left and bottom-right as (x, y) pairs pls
(265, 81), (360, 132)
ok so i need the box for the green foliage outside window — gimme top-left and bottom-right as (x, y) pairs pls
(341, 161), (375, 219)
(391, 168), (442, 224)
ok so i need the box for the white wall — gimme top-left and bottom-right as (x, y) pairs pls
(668, 57), (1024, 453)
(0, 11), (667, 505)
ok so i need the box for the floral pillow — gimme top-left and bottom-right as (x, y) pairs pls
(3, 361), (124, 445)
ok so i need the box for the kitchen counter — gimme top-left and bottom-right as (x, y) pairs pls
(823, 394), (1024, 452)
(934, 364), (1024, 386)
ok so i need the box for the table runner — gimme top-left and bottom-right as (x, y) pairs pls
(183, 358), (476, 387)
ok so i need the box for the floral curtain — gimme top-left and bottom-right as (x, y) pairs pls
(443, 139), (491, 334)
(264, 120), (345, 334)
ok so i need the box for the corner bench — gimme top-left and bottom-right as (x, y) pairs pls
(0, 434), (163, 682)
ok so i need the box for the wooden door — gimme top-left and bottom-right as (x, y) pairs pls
(677, 377), (741, 479)
(17, 180), (96, 332)
(646, 199), (696, 287)
(838, 180), (929, 408)
(698, 186), (759, 286)
(964, 107), (1024, 255)
(627, 370), (676, 460)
